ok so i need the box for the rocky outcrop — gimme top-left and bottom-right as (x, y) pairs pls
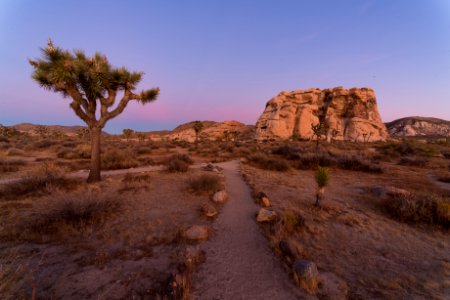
(255, 87), (389, 142)
(148, 120), (254, 142)
(386, 116), (450, 137)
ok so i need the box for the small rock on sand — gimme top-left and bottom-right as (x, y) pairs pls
(256, 208), (277, 223)
(184, 225), (209, 242)
(200, 203), (218, 218)
(212, 190), (228, 204)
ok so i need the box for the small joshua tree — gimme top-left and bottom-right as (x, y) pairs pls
(29, 39), (159, 182)
(314, 167), (329, 207)
(193, 121), (204, 144)
(123, 129), (134, 141)
(311, 121), (328, 151)
(137, 132), (146, 142)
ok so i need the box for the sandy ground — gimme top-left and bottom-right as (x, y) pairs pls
(192, 160), (305, 300)
(241, 163), (450, 299)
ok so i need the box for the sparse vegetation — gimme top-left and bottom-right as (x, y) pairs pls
(188, 174), (222, 194)
(383, 193), (450, 227)
(0, 159), (26, 173)
(314, 166), (329, 207)
(0, 164), (78, 200)
(398, 157), (429, 167)
(247, 154), (290, 171)
(101, 149), (139, 170)
(166, 154), (193, 173)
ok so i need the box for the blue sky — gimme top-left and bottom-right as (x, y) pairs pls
(1, 0), (449, 133)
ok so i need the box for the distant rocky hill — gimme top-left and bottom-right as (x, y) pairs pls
(255, 87), (389, 141)
(11, 123), (88, 136)
(386, 117), (450, 137)
(148, 120), (254, 142)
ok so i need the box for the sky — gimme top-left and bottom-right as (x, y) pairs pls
(0, 0), (449, 133)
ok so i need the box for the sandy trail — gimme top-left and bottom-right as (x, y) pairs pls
(192, 160), (302, 300)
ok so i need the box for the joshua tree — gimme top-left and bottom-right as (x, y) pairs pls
(137, 132), (146, 142)
(223, 130), (230, 143)
(193, 121), (204, 144)
(311, 121), (328, 151)
(29, 39), (159, 182)
(314, 166), (329, 207)
(123, 128), (134, 141)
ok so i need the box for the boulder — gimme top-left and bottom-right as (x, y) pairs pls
(256, 208), (277, 223)
(200, 203), (218, 218)
(184, 225), (209, 242)
(292, 260), (319, 294)
(212, 190), (228, 204)
(255, 87), (389, 142)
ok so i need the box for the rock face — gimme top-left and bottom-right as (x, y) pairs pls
(256, 208), (277, 223)
(255, 87), (389, 142)
(386, 116), (450, 137)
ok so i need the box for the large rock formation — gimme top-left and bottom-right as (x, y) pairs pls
(386, 117), (450, 137)
(255, 87), (389, 142)
(148, 120), (254, 142)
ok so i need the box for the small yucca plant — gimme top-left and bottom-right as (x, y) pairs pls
(314, 166), (329, 207)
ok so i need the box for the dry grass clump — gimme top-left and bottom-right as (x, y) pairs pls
(293, 152), (335, 169)
(31, 139), (59, 150)
(166, 154), (193, 173)
(377, 140), (438, 158)
(0, 164), (78, 200)
(101, 149), (138, 170)
(398, 157), (429, 167)
(247, 153), (290, 171)
(188, 174), (222, 194)
(122, 172), (151, 183)
(336, 155), (383, 173)
(0, 159), (26, 173)
(441, 150), (450, 159)
(437, 175), (450, 183)
(20, 190), (122, 237)
(383, 193), (450, 227)
(281, 210), (305, 233)
(57, 144), (91, 160)
(6, 148), (25, 156)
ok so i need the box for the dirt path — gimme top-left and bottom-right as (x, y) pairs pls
(192, 160), (302, 300)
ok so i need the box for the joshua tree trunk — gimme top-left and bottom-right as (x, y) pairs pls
(88, 126), (102, 182)
(314, 187), (324, 207)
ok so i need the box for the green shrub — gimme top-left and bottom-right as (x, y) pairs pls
(315, 167), (330, 188)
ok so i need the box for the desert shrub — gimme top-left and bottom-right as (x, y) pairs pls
(57, 148), (78, 159)
(398, 157), (429, 167)
(377, 141), (438, 158)
(62, 141), (78, 148)
(0, 159), (26, 173)
(337, 155), (383, 173)
(315, 167), (330, 188)
(165, 154), (193, 173)
(247, 154), (290, 171)
(437, 175), (450, 183)
(75, 144), (91, 159)
(272, 145), (301, 160)
(6, 148), (25, 156)
(188, 174), (222, 193)
(281, 210), (305, 233)
(21, 190), (122, 236)
(101, 150), (138, 170)
(122, 173), (151, 183)
(442, 150), (450, 159)
(134, 145), (152, 155)
(33, 140), (59, 149)
(137, 156), (156, 165)
(293, 152), (336, 169)
(0, 164), (78, 200)
(384, 193), (449, 227)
